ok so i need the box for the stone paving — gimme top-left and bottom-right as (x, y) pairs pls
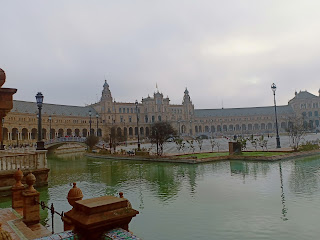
(116, 133), (320, 156)
(0, 208), (51, 240)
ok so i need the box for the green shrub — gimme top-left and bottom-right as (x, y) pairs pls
(298, 141), (320, 151)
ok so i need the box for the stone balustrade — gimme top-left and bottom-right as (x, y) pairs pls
(0, 150), (47, 171)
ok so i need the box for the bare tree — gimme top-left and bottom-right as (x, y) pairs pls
(195, 137), (204, 152)
(286, 116), (307, 151)
(216, 141), (221, 152)
(209, 137), (216, 152)
(149, 122), (177, 156)
(186, 139), (196, 153)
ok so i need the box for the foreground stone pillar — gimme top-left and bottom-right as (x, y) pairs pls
(12, 168), (25, 209)
(22, 173), (40, 226)
(63, 183), (83, 231)
(64, 191), (139, 240)
(0, 68), (17, 150)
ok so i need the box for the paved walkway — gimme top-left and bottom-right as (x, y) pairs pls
(0, 208), (51, 240)
(114, 133), (320, 156)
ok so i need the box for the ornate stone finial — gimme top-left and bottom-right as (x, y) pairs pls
(67, 183), (83, 207)
(13, 168), (24, 187)
(0, 222), (13, 240)
(119, 192), (124, 198)
(25, 172), (36, 192)
(0, 68), (6, 88)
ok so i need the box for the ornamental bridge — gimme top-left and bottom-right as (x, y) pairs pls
(45, 137), (87, 153)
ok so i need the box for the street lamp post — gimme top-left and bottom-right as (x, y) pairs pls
(271, 83), (281, 148)
(35, 92), (45, 150)
(1, 118), (4, 150)
(96, 114), (99, 137)
(89, 110), (92, 136)
(124, 119), (127, 146)
(16, 129), (19, 147)
(135, 100), (141, 151)
(49, 115), (52, 140)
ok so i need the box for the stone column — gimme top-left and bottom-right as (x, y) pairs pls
(22, 172), (40, 226)
(12, 168), (25, 209)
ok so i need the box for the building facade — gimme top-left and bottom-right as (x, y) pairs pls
(2, 81), (320, 146)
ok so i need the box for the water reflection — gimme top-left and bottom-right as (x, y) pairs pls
(288, 155), (320, 196)
(279, 163), (288, 221)
(1, 154), (320, 240)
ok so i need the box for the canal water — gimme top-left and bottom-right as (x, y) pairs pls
(1, 154), (320, 239)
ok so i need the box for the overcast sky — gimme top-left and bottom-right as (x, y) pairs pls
(1, 0), (320, 109)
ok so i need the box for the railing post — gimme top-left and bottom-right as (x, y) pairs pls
(12, 168), (25, 209)
(22, 172), (40, 226)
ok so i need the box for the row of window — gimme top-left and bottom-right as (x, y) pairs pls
(300, 103), (319, 109)
(302, 111), (319, 117)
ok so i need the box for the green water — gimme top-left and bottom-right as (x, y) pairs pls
(2, 154), (320, 239)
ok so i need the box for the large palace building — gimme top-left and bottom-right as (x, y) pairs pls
(2, 81), (320, 146)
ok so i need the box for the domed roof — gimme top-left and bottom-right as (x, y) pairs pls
(184, 88), (189, 95)
(103, 80), (109, 88)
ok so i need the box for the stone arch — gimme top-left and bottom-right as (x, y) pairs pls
(205, 126), (209, 132)
(82, 128), (87, 137)
(42, 128), (47, 140)
(145, 127), (149, 136)
(50, 128), (56, 139)
(117, 127), (122, 136)
(261, 123), (265, 130)
(211, 126), (215, 132)
(75, 129), (80, 137)
(195, 126), (198, 133)
(31, 128), (37, 140)
(97, 128), (102, 137)
(12, 128), (18, 140)
(22, 128), (28, 140)
(67, 128), (72, 136)
(267, 123), (272, 130)
(3, 127), (8, 140)
(129, 127), (133, 136)
(58, 129), (64, 137)
(181, 125), (186, 134)
(242, 124), (246, 131)
(140, 127), (144, 135)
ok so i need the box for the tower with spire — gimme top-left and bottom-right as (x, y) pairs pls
(101, 80), (113, 102)
(182, 88), (194, 120)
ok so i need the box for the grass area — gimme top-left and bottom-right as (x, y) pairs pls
(178, 151), (288, 159)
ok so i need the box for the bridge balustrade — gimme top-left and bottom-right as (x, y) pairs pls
(45, 137), (86, 145)
(0, 150), (47, 171)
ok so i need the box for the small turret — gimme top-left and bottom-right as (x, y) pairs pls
(100, 80), (113, 102)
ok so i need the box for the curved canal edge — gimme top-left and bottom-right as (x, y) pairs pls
(85, 149), (320, 164)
